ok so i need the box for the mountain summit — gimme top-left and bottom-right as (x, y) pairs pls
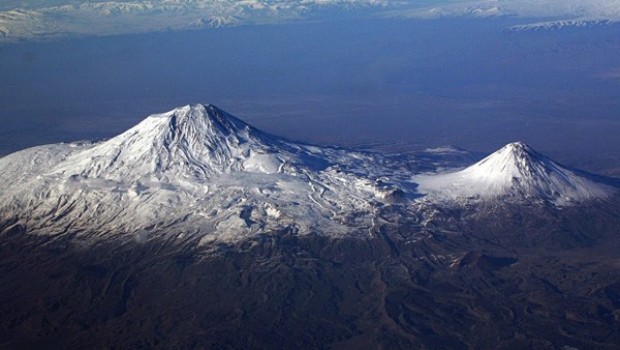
(50, 104), (301, 180)
(414, 142), (615, 205)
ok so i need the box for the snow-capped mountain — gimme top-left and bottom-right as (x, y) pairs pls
(0, 105), (617, 245)
(0, 104), (401, 243)
(413, 142), (615, 205)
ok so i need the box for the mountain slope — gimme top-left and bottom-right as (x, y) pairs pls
(413, 142), (615, 205)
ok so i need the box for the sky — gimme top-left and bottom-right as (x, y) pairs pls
(0, 1), (620, 175)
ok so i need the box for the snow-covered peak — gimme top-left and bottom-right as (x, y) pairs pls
(503, 141), (530, 151)
(50, 104), (294, 179)
(468, 141), (546, 181)
(158, 104), (250, 137)
(131, 103), (264, 150)
(413, 142), (616, 205)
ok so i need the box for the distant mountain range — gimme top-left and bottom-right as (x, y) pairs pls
(1, 104), (617, 247)
(507, 19), (616, 31)
(2, 0), (620, 42)
(0, 0), (391, 42)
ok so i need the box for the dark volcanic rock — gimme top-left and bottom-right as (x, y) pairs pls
(2, 224), (620, 350)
